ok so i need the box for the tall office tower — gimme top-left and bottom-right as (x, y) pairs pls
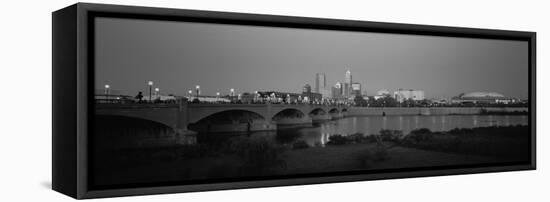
(345, 70), (352, 84)
(315, 73), (326, 93)
(342, 83), (350, 98)
(343, 70), (352, 97)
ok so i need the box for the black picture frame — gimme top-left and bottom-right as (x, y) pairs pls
(52, 2), (536, 199)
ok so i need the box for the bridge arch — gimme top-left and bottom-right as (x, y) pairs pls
(309, 108), (327, 116)
(188, 109), (267, 133)
(272, 108), (306, 121)
(95, 115), (175, 132)
(95, 106), (179, 130)
(192, 109), (266, 124)
(341, 108), (348, 112)
(187, 105), (268, 124)
(328, 108), (340, 114)
(94, 115), (176, 148)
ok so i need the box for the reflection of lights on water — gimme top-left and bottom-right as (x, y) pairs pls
(352, 117), (358, 132)
(398, 116), (403, 130)
(473, 115), (478, 127)
(382, 116), (387, 129)
(320, 133), (325, 146)
(363, 117), (370, 135)
(505, 115), (510, 126)
(441, 116), (446, 131)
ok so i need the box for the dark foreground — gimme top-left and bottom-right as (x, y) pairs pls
(92, 125), (529, 187)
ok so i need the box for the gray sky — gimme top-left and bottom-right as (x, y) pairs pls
(95, 17), (529, 99)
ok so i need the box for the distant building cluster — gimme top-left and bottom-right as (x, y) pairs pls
(311, 70), (363, 105)
(309, 70), (427, 105)
(393, 89), (425, 102)
(95, 70), (525, 107)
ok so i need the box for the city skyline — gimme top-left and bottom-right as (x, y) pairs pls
(95, 17), (529, 99)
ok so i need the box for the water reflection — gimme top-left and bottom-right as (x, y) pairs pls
(197, 115), (528, 147)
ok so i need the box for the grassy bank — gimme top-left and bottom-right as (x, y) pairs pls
(93, 125), (529, 186)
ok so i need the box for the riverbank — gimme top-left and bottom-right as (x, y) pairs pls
(347, 107), (528, 116)
(91, 125), (529, 186)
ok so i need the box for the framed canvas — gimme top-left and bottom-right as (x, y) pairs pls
(52, 3), (536, 199)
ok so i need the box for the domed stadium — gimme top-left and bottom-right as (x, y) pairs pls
(461, 92), (505, 99)
(453, 91), (512, 104)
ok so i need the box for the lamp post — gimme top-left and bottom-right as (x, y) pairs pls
(216, 92), (220, 102)
(155, 88), (160, 101)
(148, 81), (153, 103)
(195, 85), (200, 97)
(230, 88), (235, 103)
(104, 84), (110, 103)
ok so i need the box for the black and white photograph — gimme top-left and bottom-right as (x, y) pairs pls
(91, 16), (531, 188)
(3, 0), (550, 201)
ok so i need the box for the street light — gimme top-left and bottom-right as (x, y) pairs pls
(195, 85), (200, 97)
(155, 88), (160, 100)
(148, 81), (154, 103)
(104, 84), (110, 103)
(230, 88), (235, 96)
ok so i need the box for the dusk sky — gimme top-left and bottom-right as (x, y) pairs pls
(95, 17), (529, 99)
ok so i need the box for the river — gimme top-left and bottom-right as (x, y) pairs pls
(197, 115), (529, 147)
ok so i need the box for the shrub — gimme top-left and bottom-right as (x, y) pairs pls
(379, 130), (404, 142)
(348, 133), (369, 143)
(364, 135), (378, 143)
(404, 128), (434, 145)
(326, 134), (349, 145)
(448, 128), (474, 135)
(411, 128), (432, 135)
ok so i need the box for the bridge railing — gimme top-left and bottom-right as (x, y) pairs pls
(95, 94), (350, 107)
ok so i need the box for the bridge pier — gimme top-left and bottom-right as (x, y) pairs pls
(174, 129), (198, 145)
(330, 112), (344, 120)
(175, 98), (198, 145)
(273, 116), (313, 127)
(311, 114), (332, 123)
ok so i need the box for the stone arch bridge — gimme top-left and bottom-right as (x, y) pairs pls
(95, 102), (348, 138)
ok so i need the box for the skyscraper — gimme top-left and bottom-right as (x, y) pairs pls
(315, 73), (326, 93)
(343, 70), (352, 97)
(345, 70), (352, 84)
